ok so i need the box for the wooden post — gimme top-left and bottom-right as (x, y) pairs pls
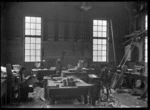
(110, 20), (116, 65)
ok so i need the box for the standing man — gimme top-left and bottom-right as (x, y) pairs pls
(55, 59), (62, 76)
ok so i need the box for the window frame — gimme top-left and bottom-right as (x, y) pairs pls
(144, 15), (148, 63)
(92, 19), (109, 63)
(24, 16), (43, 62)
(145, 37), (147, 63)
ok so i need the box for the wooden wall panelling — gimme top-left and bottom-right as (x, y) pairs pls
(83, 23), (87, 41)
(54, 20), (58, 41)
(68, 22), (74, 41)
(47, 21), (55, 41)
(43, 19), (48, 41)
(58, 21), (65, 41)
(74, 21), (78, 41)
(80, 23), (85, 41)
(64, 21), (68, 41)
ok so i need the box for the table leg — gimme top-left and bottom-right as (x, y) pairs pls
(48, 89), (55, 105)
(49, 95), (55, 105)
(84, 95), (88, 104)
(5, 93), (7, 106)
(89, 85), (96, 106)
(44, 79), (47, 99)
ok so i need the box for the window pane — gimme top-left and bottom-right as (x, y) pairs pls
(102, 51), (106, 56)
(25, 23), (31, 29)
(31, 38), (36, 43)
(98, 26), (102, 31)
(93, 39), (97, 44)
(98, 32), (102, 37)
(25, 37), (30, 43)
(103, 20), (107, 26)
(145, 44), (147, 49)
(145, 15), (147, 30)
(145, 57), (147, 62)
(103, 26), (107, 31)
(93, 45), (97, 50)
(36, 24), (41, 29)
(102, 39), (106, 44)
(36, 17), (41, 23)
(31, 23), (36, 29)
(98, 39), (102, 44)
(146, 23), (147, 30)
(25, 56), (30, 62)
(93, 51), (97, 55)
(31, 17), (36, 23)
(36, 57), (40, 61)
(145, 38), (147, 43)
(25, 16), (30, 22)
(31, 50), (35, 55)
(93, 32), (97, 37)
(36, 44), (41, 49)
(93, 20), (97, 25)
(102, 57), (106, 61)
(25, 50), (30, 55)
(93, 56), (97, 62)
(36, 38), (41, 43)
(98, 45), (101, 50)
(145, 51), (147, 56)
(98, 57), (101, 61)
(98, 20), (102, 25)
(31, 56), (35, 61)
(102, 32), (106, 37)
(25, 44), (30, 49)
(98, 51), (101, 55)
(25, 29), (30, 35)
(102, 45), (106, 50)
(31, 44), (36, 49)
(93, 26), (97, 31)
(36, 30), (41, 36)
(31, 30), (36, 35)
(36, 50), (41, 55)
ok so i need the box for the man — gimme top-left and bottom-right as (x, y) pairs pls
(55, 59), (62, 76)
(19, 66), (38, 87)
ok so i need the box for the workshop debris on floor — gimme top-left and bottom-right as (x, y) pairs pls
(3, 85), (147, 108)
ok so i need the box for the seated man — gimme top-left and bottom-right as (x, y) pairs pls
(50, 59), (62, 78)
(18, 67), (38, 100)
(19, 67), (38, 87)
